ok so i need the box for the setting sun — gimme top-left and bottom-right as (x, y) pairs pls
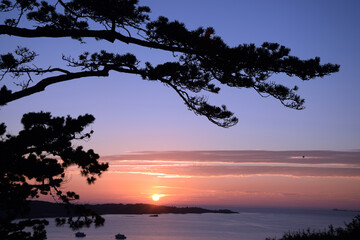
(152, 194), (163, 201)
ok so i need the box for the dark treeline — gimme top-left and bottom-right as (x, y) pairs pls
(19, 201), (236, 218)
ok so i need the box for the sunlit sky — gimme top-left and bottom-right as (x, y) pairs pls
(1, 0), (360, 209)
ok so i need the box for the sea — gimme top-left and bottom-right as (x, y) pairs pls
(43, 208), (358, 240)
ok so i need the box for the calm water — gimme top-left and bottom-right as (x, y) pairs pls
(44, 208), (358, 240)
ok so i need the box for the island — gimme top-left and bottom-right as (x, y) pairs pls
(19, 201), (237, 218)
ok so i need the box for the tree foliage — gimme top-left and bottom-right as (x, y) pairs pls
(0, 112), (108, 239)
(0, 0), (340, 127)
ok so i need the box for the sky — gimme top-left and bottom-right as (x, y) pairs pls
(0, 0), (360, 209)
(62, 150), (360, 209)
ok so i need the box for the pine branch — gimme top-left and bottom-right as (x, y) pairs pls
(0, 25), (193, 53)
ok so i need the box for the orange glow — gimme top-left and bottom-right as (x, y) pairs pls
(43, 151), (360, 209)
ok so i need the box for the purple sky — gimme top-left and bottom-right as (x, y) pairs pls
(1, 1), (359, 155)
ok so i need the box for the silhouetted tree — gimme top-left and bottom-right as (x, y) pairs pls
(0, 0), (339, 128)
(0, 112), (108, 239)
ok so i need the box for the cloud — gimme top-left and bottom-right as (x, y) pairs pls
(103, 150), (360, 165)
(101, 150), (360, 178)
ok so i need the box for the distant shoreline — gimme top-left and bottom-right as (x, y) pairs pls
(19, 201), (237, 219)
(333, 208), (360, 213)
